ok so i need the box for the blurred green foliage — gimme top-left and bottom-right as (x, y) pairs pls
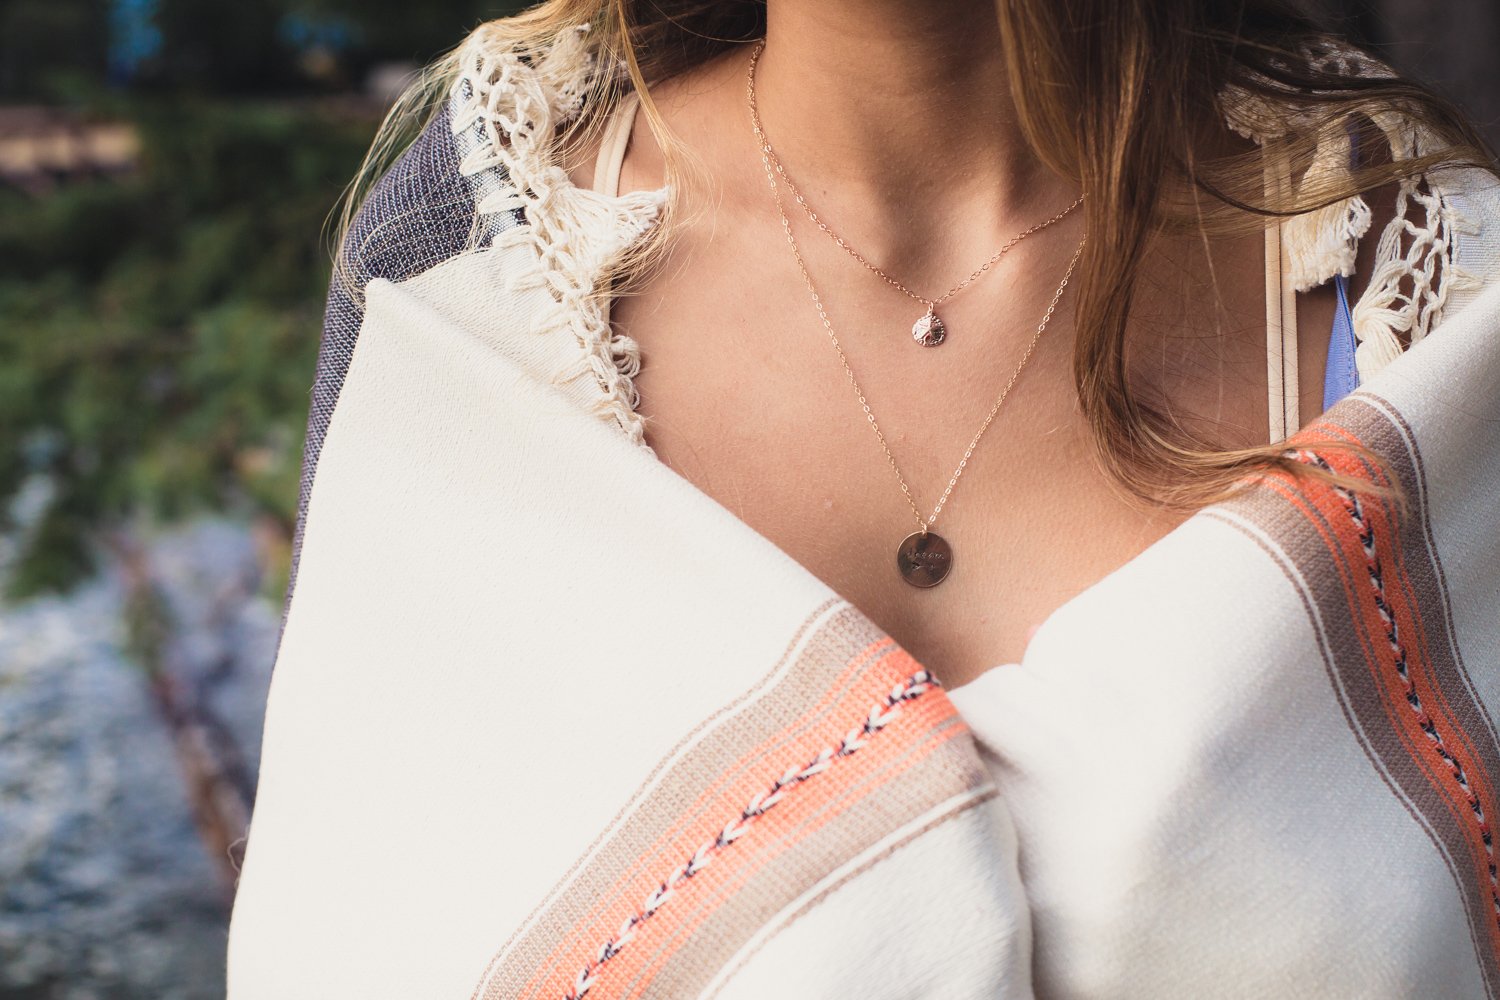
(0, 0), (528, 599)
(0, 98), (374, 598)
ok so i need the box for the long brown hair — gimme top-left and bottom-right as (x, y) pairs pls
(337, 0), (1497, 509)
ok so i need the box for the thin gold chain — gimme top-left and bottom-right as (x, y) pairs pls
(746, 41), (1087, 534)
(747, 39), (1083, 312)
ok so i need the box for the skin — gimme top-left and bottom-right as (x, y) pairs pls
(565, 0), (1383, 689)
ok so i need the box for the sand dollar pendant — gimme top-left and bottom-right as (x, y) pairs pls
(896, 530), (953, 587)
(911, 307), (947, 347)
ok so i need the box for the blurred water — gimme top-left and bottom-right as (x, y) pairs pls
(0, 517), (275, 1000)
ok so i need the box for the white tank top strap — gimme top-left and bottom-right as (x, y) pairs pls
(591, 91), (642, 330)
(1263, 150), (1301, 443)
(591, 90), (642, 197)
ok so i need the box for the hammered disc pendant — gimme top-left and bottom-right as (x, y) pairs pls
(911, 309), (947, 347)
(896, 530), (953, 587)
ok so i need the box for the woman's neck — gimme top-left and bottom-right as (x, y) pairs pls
(623, 0), (1075, 284)
(754, 0), (1049, 220)
(608, 1), (1082, 288)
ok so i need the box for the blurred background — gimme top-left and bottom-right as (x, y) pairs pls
(0, 0), (1496, 997)
(0, 2), (526, 996)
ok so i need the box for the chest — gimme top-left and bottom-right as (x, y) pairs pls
(609, 220), (1335, 688)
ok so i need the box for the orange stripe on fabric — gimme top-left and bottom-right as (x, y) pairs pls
(514, 634), (894, 998)
(514, 635), (890, 1000)
(617, 666), (959, 992)
(528, 651), (959, 1000)
(1347, 449), (1500, 845)
(603, 656), (954, 1000)
(1278, 431), (1500, 956)
(515, 635), (910, 1000)
(1260, 474), (1393, 691)
(619, 708), (966, 998)
(602, 675), (964, 998)
(1317, 442), (1500, 956)
(1257, 473), (1461, 837)
(1305, 438), (1500, 853)
(1268, 463), (1464, 811)
(1335, 445), (1498, 795)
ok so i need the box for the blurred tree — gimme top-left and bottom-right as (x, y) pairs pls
(0, 0), (515, 985)
(0, 98), (374, 597)
(0, 0), (529, 600)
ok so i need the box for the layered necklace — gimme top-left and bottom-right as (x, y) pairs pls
(748, 46), (1082, 348)
(746, 39), (1086, 587)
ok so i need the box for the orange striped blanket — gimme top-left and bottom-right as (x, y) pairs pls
(226, 25), (1500, 997)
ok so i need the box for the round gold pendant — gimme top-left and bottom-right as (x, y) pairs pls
(896, 530), (953, 587)
(911, 309), (947, 347)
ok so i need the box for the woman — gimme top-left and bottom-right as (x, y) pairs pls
(228, 1), (1500, 997)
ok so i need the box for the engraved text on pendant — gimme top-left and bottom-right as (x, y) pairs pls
(911, 310), (947, 347)
(896, 530), (953, 587)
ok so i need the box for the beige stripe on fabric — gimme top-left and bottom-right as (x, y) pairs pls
(476, 594), (846, 987)
(1210, 394), (1500, 996)
(474, 602), (990, 1000)
(630, 722), (985, 999)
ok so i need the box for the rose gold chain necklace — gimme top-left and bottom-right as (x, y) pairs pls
(746, 39), (1083, 348)
(746, 40), (1086, 588)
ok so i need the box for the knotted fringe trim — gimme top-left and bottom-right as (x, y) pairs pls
(1223, 39), (1479, 383)
(446, 25), (1478, 418)
(1282, 129), (1372, 291)
(448, 23), (668, 446)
